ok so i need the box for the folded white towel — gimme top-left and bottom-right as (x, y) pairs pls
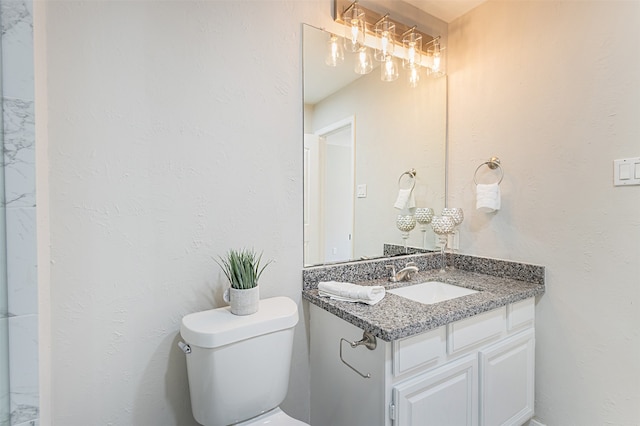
(476, 183), (501, 212)
(394, 188), (416, 210)
(318, 281), (386, 305)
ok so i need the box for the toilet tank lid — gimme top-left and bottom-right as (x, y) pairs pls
(180, 296), (299, 348)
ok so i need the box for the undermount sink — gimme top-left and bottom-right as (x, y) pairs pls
(388, 281), (478, 305)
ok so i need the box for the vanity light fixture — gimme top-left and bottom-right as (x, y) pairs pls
(342, 1), (366, 53)
(325, 34), (345, 67)
(332, 0), (446, 85)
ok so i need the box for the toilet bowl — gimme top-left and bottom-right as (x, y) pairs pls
(180, 296), (309, 426)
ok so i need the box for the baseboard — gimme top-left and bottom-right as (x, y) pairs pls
(527, 419), (546, 426)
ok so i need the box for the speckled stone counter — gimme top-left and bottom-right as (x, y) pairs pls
(302, 253), (545, 342)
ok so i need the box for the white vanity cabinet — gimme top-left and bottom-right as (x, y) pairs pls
(309, 298), (536, 426)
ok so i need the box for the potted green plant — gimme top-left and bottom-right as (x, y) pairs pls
(216, 248), (271, 315)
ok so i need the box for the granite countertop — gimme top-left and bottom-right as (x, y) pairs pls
(302, 262), (545, 342)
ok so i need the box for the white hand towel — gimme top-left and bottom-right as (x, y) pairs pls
(318, 281), (386, 305)
(476, 183), (501, 212)
(394, 188), (416, 210)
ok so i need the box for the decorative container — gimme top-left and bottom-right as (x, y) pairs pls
(224, 286), (260, 316)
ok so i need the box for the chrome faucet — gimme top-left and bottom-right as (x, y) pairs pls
(386, 262), (419, 282)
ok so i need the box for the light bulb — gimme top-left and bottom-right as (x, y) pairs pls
(350, 22), (359, 44)
(408, 65), (420, 87)
(432, 54), (441, 72)
(381, 55), (398, 82)
(428, 39), (445, 77)
(432, 42), (441, 72)
(408, 44), (416, 62)
(381, 32), (389, 53)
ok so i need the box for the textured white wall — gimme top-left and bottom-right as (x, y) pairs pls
(42, 1), (340, 424)
(448, 1), (640, 424)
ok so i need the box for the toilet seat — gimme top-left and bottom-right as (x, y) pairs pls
(236, 407), (308, 425)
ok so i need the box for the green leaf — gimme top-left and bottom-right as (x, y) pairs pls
(215, 248), (272, 290)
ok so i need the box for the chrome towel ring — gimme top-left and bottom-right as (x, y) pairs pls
(473, 157), (504, 185)
(398, 168), (417, 190)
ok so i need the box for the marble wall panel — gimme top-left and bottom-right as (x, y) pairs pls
(0, 0), (34, 100)
(1, 0), (38, 424)
(5, 207), (36, 316)
(2, 99), (35, 208)
(7, 315), (37, 425)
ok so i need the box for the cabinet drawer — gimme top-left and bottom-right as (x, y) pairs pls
(507, 298), (535, 331)
(393, 327), (446, 376)
(448, 307), (506, 355)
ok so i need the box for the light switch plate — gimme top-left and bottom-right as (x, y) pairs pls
(356, 184), (367, 198)
(614, 157), (640, 186)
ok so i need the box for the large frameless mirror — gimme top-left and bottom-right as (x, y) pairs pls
(303, 24), (447, 267)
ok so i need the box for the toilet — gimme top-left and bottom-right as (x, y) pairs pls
(180, 296), (308, 426)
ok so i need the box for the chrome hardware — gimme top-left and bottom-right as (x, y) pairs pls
(387, 262), (419, 282)
(385, 264), (396, 281)
(473, 156), (504, 185)
(339, 331), (377, 379)
(178, 341), (191, 354)
(398, 168), (417, 190)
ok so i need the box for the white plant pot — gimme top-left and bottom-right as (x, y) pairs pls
(223, 286), (259, 315)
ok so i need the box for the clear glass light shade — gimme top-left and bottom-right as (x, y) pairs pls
(374, 19), (395, 61)
(427, 40), (446, 77)
(325, 34), (344, 67)
(354, 47), (373, 74)
(402, 32), (422, 70)
(343, 5), (366, 53)
(381, 55), (399, 82)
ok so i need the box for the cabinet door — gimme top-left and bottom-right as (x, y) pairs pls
(393, 354), (478, 426)
(479, 328), (535, 426)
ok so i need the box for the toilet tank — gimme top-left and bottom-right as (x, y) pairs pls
(180, 296), (299, 426)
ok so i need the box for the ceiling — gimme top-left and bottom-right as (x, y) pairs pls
(403, 0), (486, 23)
